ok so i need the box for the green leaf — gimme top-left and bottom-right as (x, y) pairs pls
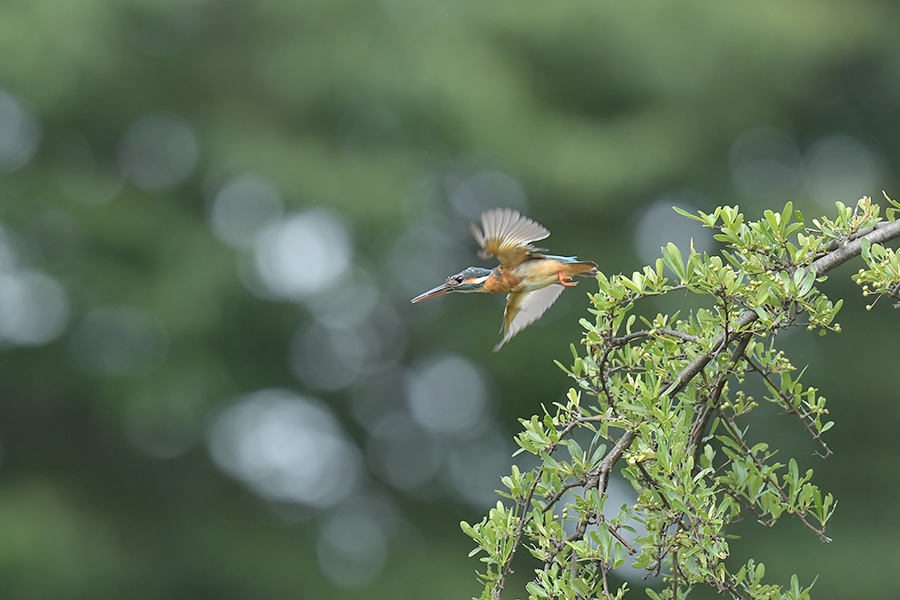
(798, 268), (816, 297)
(661, 242), (686, 281)
(860, 236), (872, 261)
(539, 450), (562, 471)
(780, 201), (794, 236)
(764, 209), (779, 234)
(752, 304), (770, 322)
(673, 205), (705, 223)
(590, 443), (608, 465)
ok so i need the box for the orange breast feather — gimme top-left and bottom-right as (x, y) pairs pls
(483, 269), (523, 294)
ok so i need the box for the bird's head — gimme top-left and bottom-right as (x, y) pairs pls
(410, 267), (493, 303)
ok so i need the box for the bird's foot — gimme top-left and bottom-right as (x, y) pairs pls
(558, 272), (577, 287)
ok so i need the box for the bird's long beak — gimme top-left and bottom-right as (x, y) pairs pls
(410, 281), (458, 303)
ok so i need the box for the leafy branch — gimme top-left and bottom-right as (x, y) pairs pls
(462, 196), (900, 600)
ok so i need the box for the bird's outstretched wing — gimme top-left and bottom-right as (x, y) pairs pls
(470, 208), (550, 269)
(494, 284), (565, 351)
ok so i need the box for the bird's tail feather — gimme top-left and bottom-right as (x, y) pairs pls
(566, 261), (599, 278)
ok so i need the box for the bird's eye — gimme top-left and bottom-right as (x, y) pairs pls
(455, 276), (464, 283)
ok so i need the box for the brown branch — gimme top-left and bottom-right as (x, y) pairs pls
(813, 219), (900, 272)
(541, 480), (583, 514)
(609, 328), (702, 346)
(543, 430), (638, 568)
(689, 333), (753, 465)
(672, 548), (679, 600)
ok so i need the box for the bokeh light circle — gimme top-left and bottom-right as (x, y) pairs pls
(805, 134), (883, 207)
(633, 193), (714, 267)
(0, 271), (69, 347)
(253, 210), (352, 300)
(207, 389), (362, 508)
(118, 112), (199, 190)
(448, 170), (528, 220)
(0, 90), (40, 172)
(729, 126), (802, 200)
(406, 354), (489, 438)
(208, 174), (283, 248)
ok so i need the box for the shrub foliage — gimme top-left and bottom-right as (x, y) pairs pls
(462, 196), (900, 599)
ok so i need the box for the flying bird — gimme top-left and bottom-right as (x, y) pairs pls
(411, 208), (598, 351)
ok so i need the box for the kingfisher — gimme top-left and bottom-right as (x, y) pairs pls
(411, 208), (598, 351)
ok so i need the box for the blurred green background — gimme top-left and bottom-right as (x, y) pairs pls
(0, 1), (899, 598)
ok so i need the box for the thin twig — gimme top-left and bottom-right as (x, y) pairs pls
(672, 548), (679, 600)
(744, 355), (832, 456)
(714, 407), (832, 542)
(599, 560), (611, 599)
(492, 477), (539, 599)
(594, 514), (637, 555)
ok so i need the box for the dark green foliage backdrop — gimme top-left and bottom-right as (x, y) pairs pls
(0, 1), (898, 598)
